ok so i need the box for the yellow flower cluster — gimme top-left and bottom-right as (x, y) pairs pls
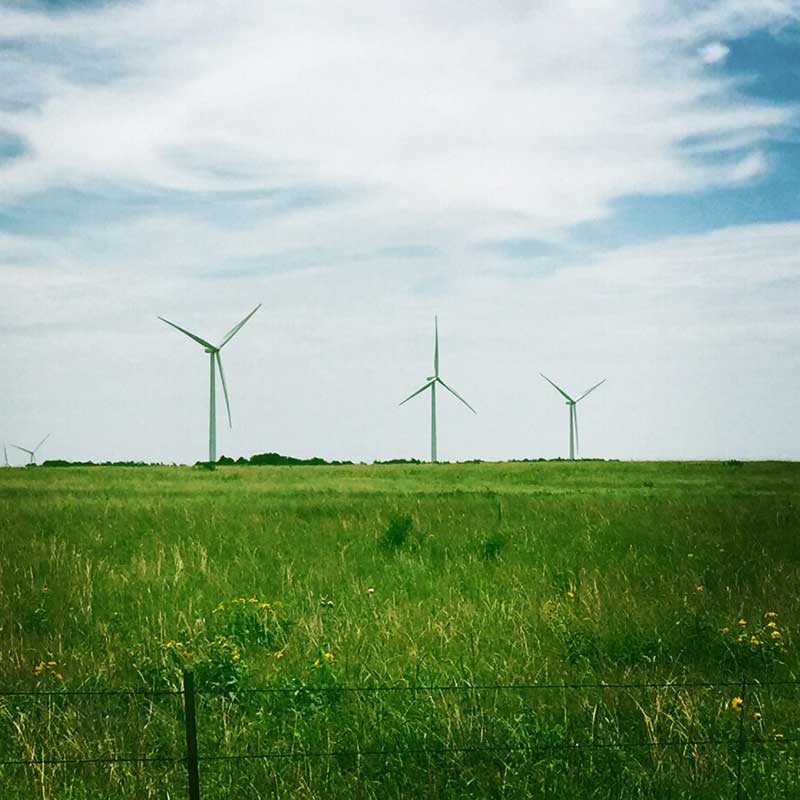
(160, 640), (193, 659)
(208, 634), (241, 663)
(721, 612), (785, 650)
(33, 660), (63, 681)
(213, 596), (274, 614)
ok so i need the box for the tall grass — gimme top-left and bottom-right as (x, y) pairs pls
(0, 461), (798, 797)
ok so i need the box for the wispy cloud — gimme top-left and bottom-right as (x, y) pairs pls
(2, 1), (800, 462)
(0, 1), (797, 238)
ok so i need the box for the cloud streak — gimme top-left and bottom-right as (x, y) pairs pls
(0, 0), (796, 239)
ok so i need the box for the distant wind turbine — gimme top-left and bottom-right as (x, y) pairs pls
(2, 442), (9, 467)
(400, 316), (476, 462)
(159, 305), (261, 463)
(541, 374), (606, 460)
(11, 434), (51, 465)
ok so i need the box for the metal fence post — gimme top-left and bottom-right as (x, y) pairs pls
(735, 675), (747, 800)
(182, 670), (201, 800)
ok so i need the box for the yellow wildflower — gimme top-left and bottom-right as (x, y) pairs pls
(274, 651), (284, 659)
(738, 618), (747, 626)
(695, 584), (704, 592)
(312, 658), (321, 668)
(771, 630), (782, 640)
(324, 652), (334, 662)
(750, 636), (760, 646)
(566, 591), (575, 599)
(731, 696), (744, 711)
(766, 611), (778, 619)
(752, 712), (762, 721)
(721, 627), (730, 634)
(775, 732), (784, 740)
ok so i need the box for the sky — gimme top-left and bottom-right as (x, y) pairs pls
(1, 0), (800, 464)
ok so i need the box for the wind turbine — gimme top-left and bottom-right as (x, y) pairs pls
(158, 304), (261, 463)
(399, 316), (476, 462)
(11, 434), (51, 465)
(2, 442), (9, 467)
(540, 374), (606, 460)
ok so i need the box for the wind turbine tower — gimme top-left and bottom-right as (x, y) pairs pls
(400, 317), (476, 462)
(2, 442), (9, 467)
(541, 374), (606, 460)
(159, 305), (261, 463)
(11, 434), (51, 465)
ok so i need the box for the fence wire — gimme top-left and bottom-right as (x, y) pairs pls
(0, 675), (797, 798)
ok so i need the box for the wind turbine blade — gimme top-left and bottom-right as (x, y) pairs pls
(11, 445), (33, 455)
(219, 304), (262, 349)
(158, 317), (215, 350)
(399, 381), (434, 406)
(576, 378), (606, 403)
(540, 374), (574, 403)
(33, 433), (50, 453)
(434, 316), (439, 377)
(573, 406), (580, 456)
(437, 378), (477, 414)
(216, 352), (232, 427)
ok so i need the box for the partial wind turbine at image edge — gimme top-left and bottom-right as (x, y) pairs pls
(158, 304), (261, 463)
(399, 316), (476, 462)
(11, 433), (51, 465)
(540, 374), (605, 460)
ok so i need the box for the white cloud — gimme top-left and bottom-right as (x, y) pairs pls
(1, 216), (799, 462)
(1, 1), (800, 462)
(0, 1), (796, 240)
(699, 41), (731, 63)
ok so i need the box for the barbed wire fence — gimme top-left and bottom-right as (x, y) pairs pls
(1, 674), (798, 799)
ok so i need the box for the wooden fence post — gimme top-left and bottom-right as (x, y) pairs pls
(182, 670), (201, 800)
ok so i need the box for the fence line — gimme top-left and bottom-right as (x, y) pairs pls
(1, 672), (798, 798)
(3, 677), (799, 699)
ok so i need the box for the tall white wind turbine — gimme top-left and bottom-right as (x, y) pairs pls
(541, 374), (606, 460)
(11, 434), (51, 465)
(400, 317), (476, 462)
(159, 305), (261, 463)
(2, 442), (9, 467)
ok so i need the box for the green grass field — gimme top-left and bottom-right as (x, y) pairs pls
(1, 461), (799, 798)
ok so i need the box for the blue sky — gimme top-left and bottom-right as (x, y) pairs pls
(1, 1), (800, 463)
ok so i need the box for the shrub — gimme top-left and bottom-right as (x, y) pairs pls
(380, 514), (414, 550)
(480, 531), (505, 561)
